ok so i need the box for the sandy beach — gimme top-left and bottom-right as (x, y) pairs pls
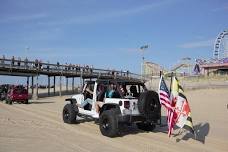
(1, 0), (227, 151)
(0, 88), (228, 152)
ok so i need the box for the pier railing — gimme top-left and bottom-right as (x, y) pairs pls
(0, 57), (143, 81)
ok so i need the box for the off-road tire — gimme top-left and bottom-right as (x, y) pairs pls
(137, 122), (156, 131)
(6, 98), (12, 105)
(99, 109), (118, 137)
(24, 99), (28, 104)
(63, 104), (78, 124)
(138, 91), (161, 119)
(9, 100), (12, 105)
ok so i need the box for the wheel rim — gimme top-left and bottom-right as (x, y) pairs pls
(149, 102), (155, 111)
(147, 100), (155, 112)
(102, 118), (110, 131)
(63, 109), (70, 120)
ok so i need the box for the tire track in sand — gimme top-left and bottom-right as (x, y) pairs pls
(0, 103), (139, 152)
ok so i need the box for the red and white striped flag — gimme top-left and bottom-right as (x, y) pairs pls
(158, 76), (174, 137)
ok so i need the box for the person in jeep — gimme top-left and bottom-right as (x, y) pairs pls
(77, 85), (94, 108)
(95, 84), (106, 114)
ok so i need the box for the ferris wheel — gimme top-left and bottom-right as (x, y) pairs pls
(213, 30), (228, 60)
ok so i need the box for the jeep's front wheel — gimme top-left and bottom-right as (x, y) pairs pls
(63, 104), (78, 124)
(6, 97), (12, 105)
(99, 110), (118, 137)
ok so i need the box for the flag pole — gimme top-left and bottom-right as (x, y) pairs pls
(194, 129), (197, 140)
(169, 72), (173, 136)
(159, 70), (162, 126)
(170, 72), (173, 93)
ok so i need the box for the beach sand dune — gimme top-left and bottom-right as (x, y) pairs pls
(0, 88), (228, 152)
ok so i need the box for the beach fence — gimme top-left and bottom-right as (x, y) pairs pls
(146, 74), (228, 91)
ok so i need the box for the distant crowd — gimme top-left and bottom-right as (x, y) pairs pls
(0, 55), (130, 77)
(0, 55), (94, 73)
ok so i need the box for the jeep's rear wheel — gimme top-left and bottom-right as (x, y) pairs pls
(63, 104), (78, 124)
(137, 122), (156, 131)
(99, 109), (118, 137)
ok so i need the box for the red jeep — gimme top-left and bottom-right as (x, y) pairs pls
(6, 85), (29, 104)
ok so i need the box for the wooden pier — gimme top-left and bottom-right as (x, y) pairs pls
(0, 57), (142, 99)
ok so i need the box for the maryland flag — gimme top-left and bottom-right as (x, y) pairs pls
(171, 76), (195, 135)
(175, 94), (194, 134)
(158, 75), (194, 137)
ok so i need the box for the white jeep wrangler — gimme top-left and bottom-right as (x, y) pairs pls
(62, 79), (161, 137)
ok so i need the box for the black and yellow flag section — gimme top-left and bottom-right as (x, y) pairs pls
(171, 76), (195, 135)
(183, 113), (195, 135)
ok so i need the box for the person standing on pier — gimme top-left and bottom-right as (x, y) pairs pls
(75, 64), (80, 72)
(57, 61), (60, 71)
(35, 59), (38, 68)
(47, 61), (50, 71)
(39, 60), (42, 70)
(11, 56), (15, 67)
(90, 65), (93, 73)
(69, 63), (72, 70)
(18, 57), (21, 67)
(1, 55), (5, 66)
(24, 57), (28, 69)
(65, 63), (68, 71)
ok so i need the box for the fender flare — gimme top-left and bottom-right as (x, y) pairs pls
(100, 103), (121, 115)
(65, 98), (77, 105)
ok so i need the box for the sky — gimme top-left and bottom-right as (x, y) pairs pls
(0, 0), (228, 84)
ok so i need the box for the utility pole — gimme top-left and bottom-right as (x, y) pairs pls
(140, 45), (149, 79)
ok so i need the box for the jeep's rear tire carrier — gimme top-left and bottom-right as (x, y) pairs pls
(138, 91), (161, 122)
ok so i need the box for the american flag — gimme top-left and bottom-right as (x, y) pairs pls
(158, 76), (173, 110)
(158, 76), (174, 137)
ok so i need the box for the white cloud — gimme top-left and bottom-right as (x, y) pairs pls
(39, 0), (176, 26)
(0, 13), (48, 23)
(212, 4), (228, 12)
(1, 0), (177, 25)
(178, 39), (214, 49)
